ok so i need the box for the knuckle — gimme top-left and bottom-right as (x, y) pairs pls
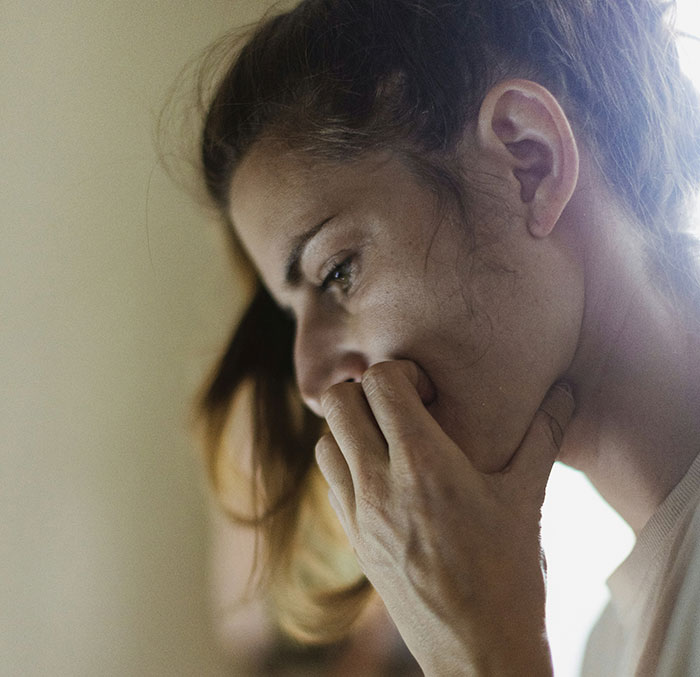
(357, 467), (384, 499)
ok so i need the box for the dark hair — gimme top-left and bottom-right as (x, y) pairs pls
(193, 0), (700, 642)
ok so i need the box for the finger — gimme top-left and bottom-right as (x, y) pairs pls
(316, 432), (355, 514)
(506, 382), (575, 489)
(320, 381), (387, 489)
(360, 360), (452, 458)
(538, 383), (575, 447)
(327, 487), (350, 533)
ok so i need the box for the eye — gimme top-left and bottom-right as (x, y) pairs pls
(320, 255), (355, 295)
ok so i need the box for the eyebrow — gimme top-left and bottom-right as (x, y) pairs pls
(284, 216), (335, 287)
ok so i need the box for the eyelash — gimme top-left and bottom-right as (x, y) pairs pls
(320, 255), (355, 295)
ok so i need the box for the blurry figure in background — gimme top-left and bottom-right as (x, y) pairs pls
(181, 0), (700, 674)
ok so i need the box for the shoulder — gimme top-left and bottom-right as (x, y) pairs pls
(655, 497), (700, 675)
(581, 493), (700, 676)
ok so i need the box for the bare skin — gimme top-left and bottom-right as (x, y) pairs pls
(228, 79), (700, 673)
(557, 172), (700, 532)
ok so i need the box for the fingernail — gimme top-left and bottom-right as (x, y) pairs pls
(553, 381), (574, 399)
(541, 383), (576, 444)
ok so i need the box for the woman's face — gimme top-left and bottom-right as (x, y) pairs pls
(229, 143), (583, 472)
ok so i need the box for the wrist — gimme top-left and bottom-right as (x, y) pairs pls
(417, 624), (553, 677)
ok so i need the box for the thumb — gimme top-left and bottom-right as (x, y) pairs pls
(506, 382), (575, 490)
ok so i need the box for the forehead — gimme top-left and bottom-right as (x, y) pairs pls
(227, 144), (405, 288)
(229, 144), (329, 244)
(228, 146), (336, 287)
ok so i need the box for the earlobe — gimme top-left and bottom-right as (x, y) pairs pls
(476, 79), (579, 238)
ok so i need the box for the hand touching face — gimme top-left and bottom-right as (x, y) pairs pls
(229, 144), (582, 472)
(228, 79), (584, 673)
(315, 359), (574, 674)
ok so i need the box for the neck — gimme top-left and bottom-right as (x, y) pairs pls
(558, 182), (700, 533)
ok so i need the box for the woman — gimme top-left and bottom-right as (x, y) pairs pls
(193, 0), (700, 673)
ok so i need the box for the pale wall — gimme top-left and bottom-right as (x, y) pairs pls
(0, 2), (276, 675)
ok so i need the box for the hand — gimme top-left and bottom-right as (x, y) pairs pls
(315, 360), (574, 676)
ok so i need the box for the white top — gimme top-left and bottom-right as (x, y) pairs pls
(581, 451), (700, 676)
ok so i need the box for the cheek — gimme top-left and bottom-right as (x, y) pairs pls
(396, 273), (560, 467)
(357, 276), (474, 364)
(352, 279), (535, 470)
(448, 268), (582, 467)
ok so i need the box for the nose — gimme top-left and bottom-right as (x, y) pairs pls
(293, 311), (368, 417)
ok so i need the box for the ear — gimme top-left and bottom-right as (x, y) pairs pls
(476, 79), (579, 237)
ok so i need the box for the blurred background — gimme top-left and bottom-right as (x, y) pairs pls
(1, 2), (698, 676)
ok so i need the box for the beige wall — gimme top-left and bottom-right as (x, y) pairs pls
(0, 2), (275, 675)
